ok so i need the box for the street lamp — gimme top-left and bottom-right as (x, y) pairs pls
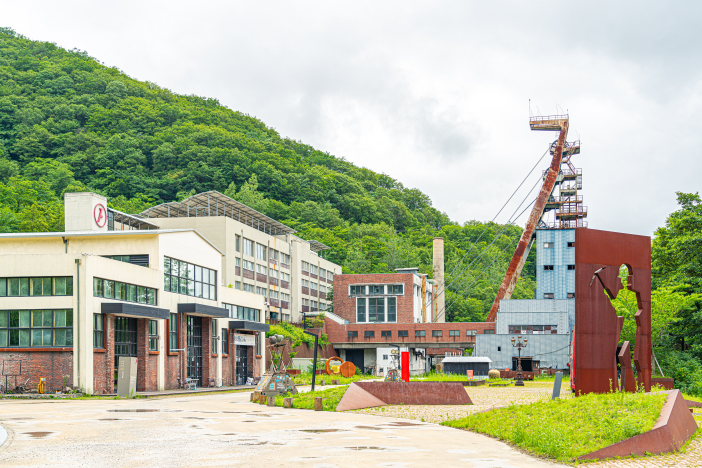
(511, 335), (528, 387)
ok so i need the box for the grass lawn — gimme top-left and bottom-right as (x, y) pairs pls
(273, 386), (347, 411)
(291, 372), (377, 386)
(442, 391), (667, 462)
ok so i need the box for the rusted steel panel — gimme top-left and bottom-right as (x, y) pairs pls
(487, 120), (569, 322)
(336, 381), (473, 411)
(574, 228), (652, 395)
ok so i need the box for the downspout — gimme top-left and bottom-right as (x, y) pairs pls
(421, 275), (427, 323)
(75, 258), (81, 386)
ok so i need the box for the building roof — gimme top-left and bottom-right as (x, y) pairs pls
(307, 239), (330, 252)
(109, 207), (160, 230)
(139, 191), (297, 236)
(442, 356), (493, 363)
(0, 229), (224, 255)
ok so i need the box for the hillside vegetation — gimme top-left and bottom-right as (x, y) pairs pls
(0, 27), (536, 322)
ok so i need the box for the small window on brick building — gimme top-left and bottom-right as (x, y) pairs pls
(432, 330), (443, 337)
(544, 293), (555, 299)
(149, 320), (158, 351)
(466, 330), (477, 336)
(544, 265), (554, 271)
(398, 330), (408, 337)
(364, 330), (375, 338)
(567, 293), (575, 298)
(93, 314), (104, 348)
(348, 330), (358, 338)
(415, 330), (425, 337)
(449, 330), (459, 337)
(483, 329), (495, 334)
(567, 241), (575, 248)
(381, 330), (392, 337)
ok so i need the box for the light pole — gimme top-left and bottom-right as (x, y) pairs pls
(511, 335), (528, 387)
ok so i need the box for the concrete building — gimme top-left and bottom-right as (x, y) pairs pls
(475, 228), (575, 371)
(0, 190), (342, 394)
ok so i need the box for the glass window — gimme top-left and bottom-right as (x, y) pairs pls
(212, 320), (218, 354)
(93, 315), (104, 348)
(388, 284), (403, 295)
(148, 320), (158, 351)
(243, 238), (254, 257)
(1, 309), (73, 348)
(364, 330), (374, 338)
(415, 330), (425, 337)
(256, 244), (267, 261)
(94, 278), (156, 305)
(432, 330), (443, 337)
(467, 330), (477, 336)
(398, 330), (408, 337)
(483, 329), (496, 334)
(356, 298), (366, 323)
(387, 297), (396, 322)
(2, 277), (72, 297)
(544, 265), (554, 271)
(381, 330), (391, 337)
(221, 329), (228, 355)
(368, 298), (384, 322)
(348, 330), (358, 338)
(169, 313), (178, 351)
(164, 256), (216, 301)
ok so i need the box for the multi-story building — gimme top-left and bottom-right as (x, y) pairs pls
(139, 191), (340, 323)
(0, 190), (341, 394)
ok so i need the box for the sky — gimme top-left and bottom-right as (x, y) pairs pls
(3, 1), (701, 236)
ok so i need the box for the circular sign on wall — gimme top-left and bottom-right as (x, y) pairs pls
(94, 203), (107, 228)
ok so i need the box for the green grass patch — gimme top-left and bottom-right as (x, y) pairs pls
(274, 386), (348, 411)
(291, 372), (376, 386)
(442, 391), (667, 462)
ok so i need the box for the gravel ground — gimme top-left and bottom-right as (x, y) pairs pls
(352, 381), (702, 467)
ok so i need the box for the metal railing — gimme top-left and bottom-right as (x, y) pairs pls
(539, 220), (588, 229)
(557, 205), (588, 215)
(547, 195), (583, 203)
(530, 114), (569, 122)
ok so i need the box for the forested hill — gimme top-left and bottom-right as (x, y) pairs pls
(0, 27), (537, 322)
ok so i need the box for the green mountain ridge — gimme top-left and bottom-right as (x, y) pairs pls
(0, 27), (537, 322)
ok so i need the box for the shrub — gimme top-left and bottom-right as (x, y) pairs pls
(488, 369), (501, 379)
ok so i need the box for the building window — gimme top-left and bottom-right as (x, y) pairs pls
(432, 330), (443, 337)
(222, 303), (260, 322)
(544, 242), (554, 249)
(567, 293), (575, 299)
(148, 320), (158, 351)
(327, 271), (333, 281)
(387, 284), (403, 295)
(383, 355), (388, 360)
(466, 330), (477, 336)
(567, 241), (575, 248)
(368, 298), (385, 322)
(256, 264), (267, 275)
(0, 309), (73, 347)
(544, 293), (554, 299)
(94, 278), (157, 305)
(368, 285), (384, 295)
(567, 265), (576, 270)
(302, 279), (310, 288)
(256, 287), (267, 297)
(93, 314), (104, 348)
(102, 254), (149, 268)
(280, 272), (290, 282)
(256, 244), (267, 261)
(508, 325), (558, 335)
(310, 265), (318, 275)
(270, 249), (279, 261)
(415, 330), (425, 337)
(311, 282), (318, 291)
(364, 330), (375, 338)
(320, 268), (326, 278)
(243, 283), (255, 293)
(243, 260), (254, 271)
(449, 330), (459, 337)
(221, 329), (228, 355)
(301, 261), (309, 272)
(164, 257), (217, 301)
(235, 281), (241, 290)
(235, 235), (241, 252)
(483, 329), (495, 334)
(398, 330), (408, 337)
(281, 293), (290, 302)
(281, 253), (290, 265)
(348, 330), (358, 338)
(212, 320), (217, 354)
(169, 313), (178, 351)
(381, 330), (391, 337)
(387, 297), (396, 322)
(255, 333), (261, 356)
(498, 346), (501, 352)
(243, 238), (254, 257)
(544, 265), (554, 271)
(0, 277), (73, 297)
(350, 285), (366, 296)
(356, 298), (366, 322)
(269, 269), (278, 279)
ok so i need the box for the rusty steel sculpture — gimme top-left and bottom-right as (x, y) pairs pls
(573, 228), (652, 395)
(488, 115), (573, 322)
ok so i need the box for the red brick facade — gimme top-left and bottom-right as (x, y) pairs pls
(333, 273), (417, 324)
(0, 350), (72, 393)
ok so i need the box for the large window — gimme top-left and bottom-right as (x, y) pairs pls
(310, 265), (318, 275)
(169, 313), (178, 351)
(235, 235), (241, 252)
(93, 315), (104, 348)
(301, 261), (309, 272)
(350, 285), (366, 296)
(0, 309), (73, 347)
(221, 329), (228, 355)
(281, 253), (290, 265)
(243, 238), (254, 257)
(223, 303), (260, 322)
(164, 257), (216, 300)
(148, 320), (158, 351)
(0, 277), (73, 297)
(356, 298), (366, 322)
(256, 244), (267, 261)
(387, 297), (396, 322)
(368, 298), (384, 322)
(94, 278), (156, 305)
(368, 285), (385, 295)
(212, 320), (217, 354)
(356, 297), (396, 323)
(388, 284), (403, 295)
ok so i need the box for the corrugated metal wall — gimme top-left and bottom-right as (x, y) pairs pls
(475, 334), (571, 370)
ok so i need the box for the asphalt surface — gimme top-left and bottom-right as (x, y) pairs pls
(0, 391), (566, 468)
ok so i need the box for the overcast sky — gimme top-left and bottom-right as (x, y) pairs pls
(4, 1), (701, 236)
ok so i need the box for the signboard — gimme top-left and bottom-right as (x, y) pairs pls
(466, 370), (474, 379)
(233, 333), (255, 346)
(94, 203), (107, 228)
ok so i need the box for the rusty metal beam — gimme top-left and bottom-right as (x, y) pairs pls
(486, 118), (569, 322)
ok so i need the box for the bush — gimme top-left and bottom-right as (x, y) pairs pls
(488, 369), (501, 379)
(657, 349), (702, 396)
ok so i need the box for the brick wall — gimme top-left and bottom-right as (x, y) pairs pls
(93, 314), (115, 394)
(333, 273), (416, 323)
(135, 318), (157, 392)
(0, 350), (72, 393)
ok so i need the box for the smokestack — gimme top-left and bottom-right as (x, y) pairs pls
(433, 237), (445, 323)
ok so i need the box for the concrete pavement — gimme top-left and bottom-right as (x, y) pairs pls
(0, 391), (566, 468)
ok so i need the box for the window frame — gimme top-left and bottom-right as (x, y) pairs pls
(148, 320), (158, 351)
(0, 309), (73, 348)
(94, 277), (157, 305)
(364, 330), (375, 338)
(398, 330), (408, 337)
(169, 313), (179, 352)
(93, 314), (104, 349)
(415, 330), (426, 337)
(164, 257), (217, 301)
(0, 277), (73, 297)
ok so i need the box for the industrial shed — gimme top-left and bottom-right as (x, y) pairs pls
(441, 357), (492, 377)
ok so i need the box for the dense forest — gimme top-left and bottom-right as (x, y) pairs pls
(2, 29), (701, 394)
(0, 28), (536, 323)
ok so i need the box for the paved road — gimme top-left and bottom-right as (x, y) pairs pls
(0, 391), (565, 468)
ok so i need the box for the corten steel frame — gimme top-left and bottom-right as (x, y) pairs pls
(487, 116), (570, 322)
(574, 228), (652, 395)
